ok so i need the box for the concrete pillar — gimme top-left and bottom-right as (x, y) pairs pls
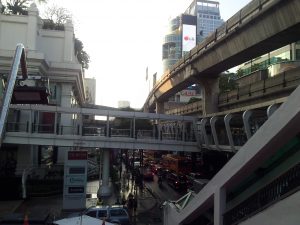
(57, 83), (73, 164)
(198, 77), (219, 115)
(60, 83), (72, 126)
(200, 118), (209, 148)
(98, 149), (111, 197)
(224, 114), (235, 151)
(242, 110), (253, 140)
(156, 101), (164, 114)
(214, 187), (226, 225)
(210, 116), (219, 149)
(64, 20), (74, 62)
(27, 3), (38, 51)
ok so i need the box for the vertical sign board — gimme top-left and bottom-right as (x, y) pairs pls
(63, 151), (87, 210)
(181, 14), (197, 57)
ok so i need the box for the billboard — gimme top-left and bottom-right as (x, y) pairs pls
(182, 15), (197, 56)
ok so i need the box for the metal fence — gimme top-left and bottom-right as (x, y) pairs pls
(224, 163), (300, 225)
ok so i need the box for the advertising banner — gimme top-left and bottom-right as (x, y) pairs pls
(182, 24), (197, 53)
(181, 14), (197, 56)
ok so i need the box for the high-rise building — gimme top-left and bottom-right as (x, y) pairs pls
(162, 0), (223, 106)
(162, 0), (224, 72)
(185, 0), (224, 43)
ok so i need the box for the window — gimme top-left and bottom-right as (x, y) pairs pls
(86, 211), (97, 218)
(110, 209), (127, 216)
(98, 210), (108, 218)
(296, 49), (300, 60)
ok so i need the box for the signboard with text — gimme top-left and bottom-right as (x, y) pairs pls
(181, 14), (197, 56)
(63, 151), (87, 210)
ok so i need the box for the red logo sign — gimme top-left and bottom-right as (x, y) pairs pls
(68, 151), (87, 160)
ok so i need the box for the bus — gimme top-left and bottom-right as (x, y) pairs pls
(161, 154), (192, 174)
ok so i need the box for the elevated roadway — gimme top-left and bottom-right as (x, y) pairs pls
(144, 0), (300, 112)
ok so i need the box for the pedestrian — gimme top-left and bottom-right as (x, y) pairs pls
(97, 197), (103, 206)
(127, 193), (134, 218)
(133, 194), (138, 216)
(121, 194), (126, 205)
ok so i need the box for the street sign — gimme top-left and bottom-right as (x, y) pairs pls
(63, 150), (87, 210)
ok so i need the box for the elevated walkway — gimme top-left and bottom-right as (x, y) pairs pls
(163, 82), (300, 224)
(3, 105), (199, 152)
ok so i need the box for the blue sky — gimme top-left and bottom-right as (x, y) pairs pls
(40, 0), (251, 108)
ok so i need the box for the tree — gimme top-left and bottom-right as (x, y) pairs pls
(43, 5), (72, 26)
(4, 0), (46, 15)
(219, 73), (237, 93)
(0, 1), (5, 13)
(74, 38), (90, 70)
(42, 5), (72, 30)
(6, 0), (29, 15)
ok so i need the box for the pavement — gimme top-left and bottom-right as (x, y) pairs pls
(0, 175), (160, 225)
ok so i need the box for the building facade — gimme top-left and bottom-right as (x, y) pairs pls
(162, 0), (224, 73)
(0, 3), (87, 176)
(161, 0), (223, 108)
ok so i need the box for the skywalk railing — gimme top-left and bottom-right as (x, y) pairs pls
(6, 104), (198, 144)
(224, 162), (300, 225)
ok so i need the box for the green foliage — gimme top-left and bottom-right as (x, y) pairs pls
(75, 38), (90, 69)
(3, 0), (47, 15)
(43, 5), (72, 26)
(236, 68), (244, 78)
(219, 73), (237, 93)
(6, 0), (29, 15)
(187, 97), (201, 104)
(42, 19), (64, 30)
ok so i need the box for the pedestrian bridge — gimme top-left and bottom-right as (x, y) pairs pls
(163, 76), (300, 224)
(3, 104), (199, 152)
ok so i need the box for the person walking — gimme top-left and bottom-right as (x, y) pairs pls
(127, 193), (134, 218)
(133, 194), (138, 216)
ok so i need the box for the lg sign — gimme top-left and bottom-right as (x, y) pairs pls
(182, 24), (196, 53)
(184, 36), (195, 41)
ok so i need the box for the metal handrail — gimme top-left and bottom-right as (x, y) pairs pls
(0, 43), (28, 145)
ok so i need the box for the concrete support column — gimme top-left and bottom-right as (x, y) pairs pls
(106, 115), (110, 137)
(210, 116), (219, 149)
(58, 83), (73, 164)
(224, 114), (235, 151)
(60, 83), (72, 127)
(242, 110), (253, 140)
(156, 101), (164, 114)
(200, 118), (209, 148)
(197, 77), (219, 115)
(98, 149), (112, 197)
(64, 20), (74, 62)
(27, 4), (38, 50)
(214, 187), (226, 225)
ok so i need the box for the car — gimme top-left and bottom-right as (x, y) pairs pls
(83, 205), (130, 225)
(141, 167), (154, 180)
(166, 173), (190, 191)
(187, 173), (209, 193)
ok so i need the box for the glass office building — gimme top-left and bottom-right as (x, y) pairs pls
(162, 0), (224, 72)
